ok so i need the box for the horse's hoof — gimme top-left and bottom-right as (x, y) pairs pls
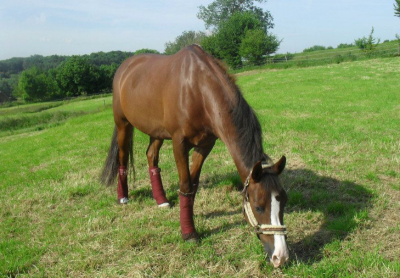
(158, 202), (170, 208)
(182, 232), (199, 243)
(118, 197), (129, 204)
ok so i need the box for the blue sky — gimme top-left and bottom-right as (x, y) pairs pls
(0, 0), (398, 60)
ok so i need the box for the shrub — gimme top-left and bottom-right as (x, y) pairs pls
(337, 43), (354, 49)
(354, 27), (380, 56)
(303, 45), (326, 53)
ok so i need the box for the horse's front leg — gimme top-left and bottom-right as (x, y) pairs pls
(172, 137), (198, 242)
(190, 142), (215, 197)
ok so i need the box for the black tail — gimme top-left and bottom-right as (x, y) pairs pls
(100, 125), (134, 186)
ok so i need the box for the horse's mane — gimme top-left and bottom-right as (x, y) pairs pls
(205, 51), (270, 169)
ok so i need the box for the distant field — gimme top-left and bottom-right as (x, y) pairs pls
(233, 40), (400, 72)
(1, 57), (399, 277)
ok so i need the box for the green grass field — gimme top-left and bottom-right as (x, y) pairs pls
(1, 57), (399, 277)
(233, 40), (400, 73)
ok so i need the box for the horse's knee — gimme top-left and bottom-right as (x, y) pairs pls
(146, 148), (157, 163)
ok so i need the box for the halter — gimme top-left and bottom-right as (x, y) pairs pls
(241, 164), (287, 236)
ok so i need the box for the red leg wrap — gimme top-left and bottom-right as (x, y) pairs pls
(149, 167), (168, 205)
(117, 166), (128, 200)
(179, 194), (196, 235)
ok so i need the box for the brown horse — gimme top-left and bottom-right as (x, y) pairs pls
(101, 45), (289, 267)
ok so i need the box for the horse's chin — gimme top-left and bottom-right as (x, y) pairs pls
(263, 242), (289, 268)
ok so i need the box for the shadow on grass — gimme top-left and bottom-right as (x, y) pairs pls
(281, 168), (373, 264)
(127, 166), (372, 265)
(129, 184), (180, 207)
(196, 168), (373, 264)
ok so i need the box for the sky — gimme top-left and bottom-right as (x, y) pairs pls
(0, 0), (399, 60)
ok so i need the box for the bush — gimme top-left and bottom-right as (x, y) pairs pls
(334, 55), (344, 64)
(337, 43), (354, 49)
(354, 27), (380, 55)
(303, 45), (326, 53)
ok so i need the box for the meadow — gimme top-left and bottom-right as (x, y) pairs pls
(0, 57), (399, 277)
(233, 40), (400, 72)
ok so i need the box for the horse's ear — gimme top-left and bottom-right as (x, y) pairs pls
(251, 161), (263, 182)
(272, 156), (286, 175)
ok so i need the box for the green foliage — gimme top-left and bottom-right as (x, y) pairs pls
(98, 63), (119, 92)
(395, 0), (400, 17)
(0, 57), (24, 74)
(337, 43), (354, 48)
(164, 31), (206, 55)
(0, 51), (133, 103)
(216, 12), (263, 68)
(201, 34), (221, 58)
(197, 0), (273, 31)
(197, 1), (278, 68)
(85, 51), (133, 67)
(56, 56), (100, 97)
(303, 45), (327, 52)
(0, 79), (13, 102)
(203, 12), (279, 68)
(239, 29), (270, 65)
(18, 67), (58, 102)
(355, 27), (381, 54)
(134, 49), (160, 55)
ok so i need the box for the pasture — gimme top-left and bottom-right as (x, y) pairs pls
(1, 57), (399, 277)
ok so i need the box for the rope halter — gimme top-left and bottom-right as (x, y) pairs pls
(241, 163), (287, 236)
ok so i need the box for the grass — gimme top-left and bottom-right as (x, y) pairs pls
(1, 57), (399, 277)
(232, 40), (400, 73)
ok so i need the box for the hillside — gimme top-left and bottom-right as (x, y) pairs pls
(1, 57), (399, 277)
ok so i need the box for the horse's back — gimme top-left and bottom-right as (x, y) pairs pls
(113, 45), (227, 144)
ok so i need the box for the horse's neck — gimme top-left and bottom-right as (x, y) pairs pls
(217, 119), (252, 182)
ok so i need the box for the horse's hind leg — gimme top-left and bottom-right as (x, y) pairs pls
(146, 138), (170, 208)
(116, 121), (133, 204)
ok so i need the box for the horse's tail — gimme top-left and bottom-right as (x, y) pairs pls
(100, 125), (134, 186)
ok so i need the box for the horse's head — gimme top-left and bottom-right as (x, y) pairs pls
(242, 156), (289, 268)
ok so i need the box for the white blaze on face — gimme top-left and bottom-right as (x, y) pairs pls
(270, 191), (289, 267)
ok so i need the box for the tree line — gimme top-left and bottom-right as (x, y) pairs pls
(0, 51), (144, 102)
(1, 0), (399, 103)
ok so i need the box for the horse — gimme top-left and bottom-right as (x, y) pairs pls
(100, 44), (289, 268)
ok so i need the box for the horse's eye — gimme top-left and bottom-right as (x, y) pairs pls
(255, 206), (263, 213)
(275, 195), (281, 202)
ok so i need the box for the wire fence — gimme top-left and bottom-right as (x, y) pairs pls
(232, 45), (400, 71)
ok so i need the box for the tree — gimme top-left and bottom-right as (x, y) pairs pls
(197, 0), (274, 31)
(164, 31), (207, 55)
(202, 12), (279, 68)
(56, 56), (100, 97)
(134, 49), (160, 55)
(18, 67), (58, 101)
(0, 79), (13, 102)
(355, 27), (380, 55)
(239, 29), (278, 65)
(395, 0), (400, 17)
(98, 63), (119, 92)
